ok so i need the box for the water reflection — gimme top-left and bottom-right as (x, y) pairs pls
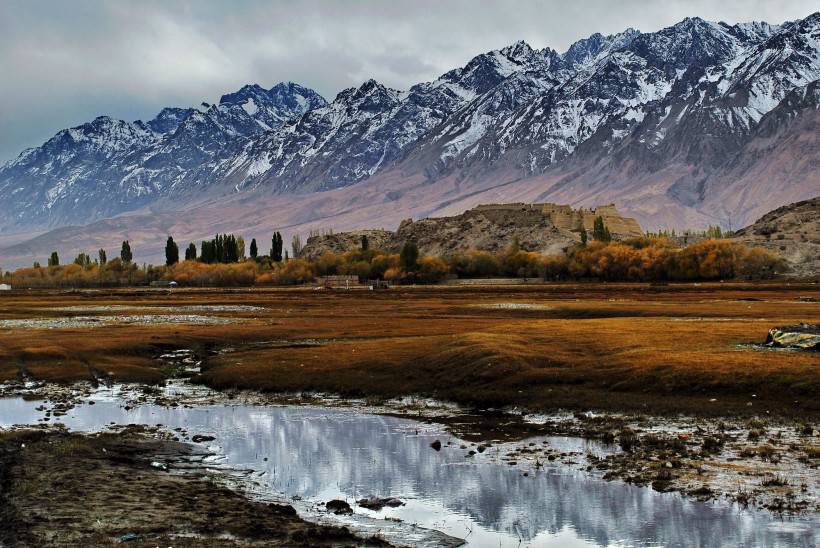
(0, 396), (816, 547)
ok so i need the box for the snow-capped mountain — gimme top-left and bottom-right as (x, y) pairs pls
(0, 12), (818, 238)
(223, 41), (564, 193)
(0, 82), (326, 227)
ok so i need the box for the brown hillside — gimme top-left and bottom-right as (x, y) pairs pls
(732, 196), (820, 279)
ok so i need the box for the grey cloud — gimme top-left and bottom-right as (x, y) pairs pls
(0, 0), (817, 162)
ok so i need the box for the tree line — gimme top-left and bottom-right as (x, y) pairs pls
(39, 230), (296, 271)
(4, 218), (785, 289)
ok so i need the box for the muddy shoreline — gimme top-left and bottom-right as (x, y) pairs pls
(2, 378), (817, 523)
(0, 427), (389, 547)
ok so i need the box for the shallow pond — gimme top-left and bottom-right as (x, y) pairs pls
(0, 388), (817, 547)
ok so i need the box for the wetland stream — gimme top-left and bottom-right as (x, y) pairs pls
(1, 382), (816, 547)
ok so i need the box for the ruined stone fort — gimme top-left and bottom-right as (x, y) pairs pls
(300, 202), (643, 260)
(470, 202), (642, 237)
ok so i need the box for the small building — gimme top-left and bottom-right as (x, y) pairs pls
(0, 283), (11, 291)
(316, 275), (360, 289)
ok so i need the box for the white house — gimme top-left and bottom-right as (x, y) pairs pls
(0, 284), (11, 291)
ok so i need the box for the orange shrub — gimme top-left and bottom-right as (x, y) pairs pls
(7, 237), (785, 287)
(416, 256), (450, 283)
(255, 259), (314, 285)
(9, 259), (147, 288)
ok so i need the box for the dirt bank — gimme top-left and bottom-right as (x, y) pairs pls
(0, 429), (387, 547)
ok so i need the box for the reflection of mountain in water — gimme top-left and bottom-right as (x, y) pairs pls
(231, 409), (817, 547)
(0, 399), (815, 547)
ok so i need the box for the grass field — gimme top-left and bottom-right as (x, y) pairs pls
(1, 282), (817, 416)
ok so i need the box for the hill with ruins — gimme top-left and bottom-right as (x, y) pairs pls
(300, 203), (642, 260)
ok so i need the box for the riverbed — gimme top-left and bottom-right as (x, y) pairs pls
(1, 384), (816, 547)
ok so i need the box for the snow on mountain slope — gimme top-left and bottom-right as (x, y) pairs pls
(0, 116), (161, 226)
(0, 82), (327, 229)
(223, 41), (568, 193)
(0, 11), (818, 240)
(218, 81), (327, 131)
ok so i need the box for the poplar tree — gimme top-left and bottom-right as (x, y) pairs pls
(165, 236), (179, 266)
(120, 241), (132, 263)
(271, 232), (283, 262)
(592, 217), (612, 242)
(200, 241), (213, 263)
(400, 240), (419, 271)
(237, 236), (246, 260)
(249, 238), (258, 260)
(291, 233), (302, 258)
(73, 252), (92, 268)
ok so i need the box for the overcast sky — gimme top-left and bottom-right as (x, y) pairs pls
(0, 0), (816, 163)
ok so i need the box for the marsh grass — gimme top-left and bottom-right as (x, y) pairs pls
(761, 474), (790, 487)
(49, 437), (96, 457)
(803, 446), (820, 459)
(1, 283), (818, 416)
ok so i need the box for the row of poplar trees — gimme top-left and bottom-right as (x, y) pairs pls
(163, 232), (288, 266)
(44, 241), (132, 268)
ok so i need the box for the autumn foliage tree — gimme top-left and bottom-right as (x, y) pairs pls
(7, 233), (783, 289)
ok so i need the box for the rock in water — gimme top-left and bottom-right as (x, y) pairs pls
(325, 500), (353, 514)
(765, 324), (820, 351)
(357, 497), (405, 510)
(191, 434), (216, 443)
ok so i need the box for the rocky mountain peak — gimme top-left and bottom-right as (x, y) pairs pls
(561, 28), (641, 68)
(726, 20), (781, 43)
(268, 81), (327, 110)
(629, 16), (747, 70)
(213, 81), (327, 131)
(58, 116), (154, 155)
(333, 79), (400, 111)
(500, 39), (535, 62)
(219, 83), (268, 105)
(0, 11), (817, 238)
(145, 107), (195, 134)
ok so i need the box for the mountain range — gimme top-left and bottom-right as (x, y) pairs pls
(0, 12), (818, 267)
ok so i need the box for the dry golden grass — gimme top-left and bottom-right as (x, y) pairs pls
(0, 283), (817, 416)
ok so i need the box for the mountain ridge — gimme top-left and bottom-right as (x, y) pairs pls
(1, 11), (819, 267)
